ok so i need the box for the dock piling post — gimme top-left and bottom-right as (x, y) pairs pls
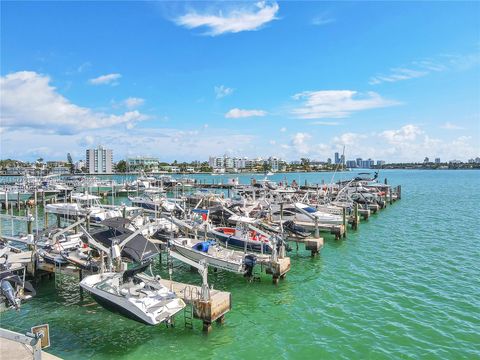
(342, 207), (347, 238)
(203, 321), (212, 333)
(389, 188), (393, 205)
(79, 269), (84, 300)
(353, 203), (359, 230)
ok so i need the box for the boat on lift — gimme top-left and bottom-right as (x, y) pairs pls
(80, 263), (185, 325)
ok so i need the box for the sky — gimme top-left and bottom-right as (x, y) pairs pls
(1, 1), (479, 163)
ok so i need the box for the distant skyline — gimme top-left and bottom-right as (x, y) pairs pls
(1, 1), (479, 163)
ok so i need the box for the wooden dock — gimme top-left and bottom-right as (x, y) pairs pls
(0, 328), (62, 360)
(158, 278), (231, 332)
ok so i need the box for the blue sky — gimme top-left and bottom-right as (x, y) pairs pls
(1, 1), (479, 162)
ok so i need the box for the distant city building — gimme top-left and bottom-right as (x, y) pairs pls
(475, 157), (480, 164)
(50, 166), (70, 175)
(356, 158), (362, 167)
(86, 145), (113, 174)
(376, 160), (385, 166)
(424, 157), (430, 163)
(47, 161), (68, 168)
(127, 156), (159, 171)
(360, 159), (374, 168)
(435, 158), (441, 164)
(334, 152), (345, 165)
(209, 155), (284, 171)
(346, 160), (357, 168)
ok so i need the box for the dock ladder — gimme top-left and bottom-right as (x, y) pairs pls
(183, 285), (199, 329)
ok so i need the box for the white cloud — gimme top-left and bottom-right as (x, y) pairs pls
(123, 97), (145, 109)
(89, 73), (122, 85)
(0, 71), (148, 134)
(440, 122), (464, 130)
(291, 90), (398, 119)
(175, 1), (279, 36)
(214, 85), (234, 99)
(370, 51), (480, 85)
(291, 132), (311, 154)
(369, 68), (428, 85)
(277, 124), (479, 162)
(333, 132), (367, 146)
(311, 13), (335, 26)
(380, 124), (423, 144)
(310, 121), (340, 126)
(225, 108), (267, 118)
(0, 125), (259, 162)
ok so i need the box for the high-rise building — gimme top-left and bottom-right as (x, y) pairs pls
(346, 160), (357, 168)
(376, 160), (385, 166)
(356, 158), (362, 167)
(86, 145), (113, 174)
(435, 158), (441, 164)
(334, 152), (340, 164)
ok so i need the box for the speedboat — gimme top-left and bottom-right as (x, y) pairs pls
(171, 237), (251, 274)
(80, 264), (185, 325)
(209, 226), (273, 254)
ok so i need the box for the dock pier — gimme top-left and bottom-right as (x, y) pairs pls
(158, 279), (231, 332)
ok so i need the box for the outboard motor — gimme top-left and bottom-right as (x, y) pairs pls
(243, 254), (257, 278)
(1, 279), (19, 310)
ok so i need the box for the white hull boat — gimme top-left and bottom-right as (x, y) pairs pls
(80, 269), (185, 325)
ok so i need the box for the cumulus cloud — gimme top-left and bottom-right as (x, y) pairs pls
(0, 71), (148, 134)
(275, 124), (478, 162)
(89, 73), (122, 85)
(175, 1), (279, 36)
(291, 90), (398, 119)
(380, 124), (423, 144)
(291, 132), (311, 154)
(214, 85), (234, 99)
(225, 108), (267, 118)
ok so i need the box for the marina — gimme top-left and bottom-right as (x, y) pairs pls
(1, 1), (479, 358)
(1, 170), (402, 350)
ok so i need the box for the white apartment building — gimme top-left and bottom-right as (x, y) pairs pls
(86, 145), (113, 174)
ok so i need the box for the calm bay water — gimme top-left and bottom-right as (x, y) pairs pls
(1, 170), (479, 359)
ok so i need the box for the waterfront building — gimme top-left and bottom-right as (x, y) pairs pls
(356, 158), (363, 167)
(86, 145), (113, 174)
(376, 160), (385, 166)
(435, 158), (441, 164)
(360, 159), (374, 168)
(127, 156), (160, 172)
(424, 157), (430, 163)
(346, 160), (357, 168)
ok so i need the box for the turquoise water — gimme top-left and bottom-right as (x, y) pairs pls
(1, 170), (479, 359)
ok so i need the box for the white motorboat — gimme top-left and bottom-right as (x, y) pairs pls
(45, 193), (122, 222)
(271, 202), (343, 226)
(80, 265), (185, 325)
(171, 237), (255, 274)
